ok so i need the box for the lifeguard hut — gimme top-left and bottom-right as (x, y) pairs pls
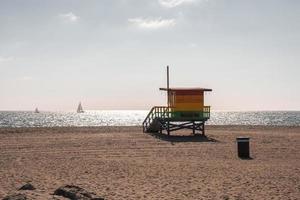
(143, 67), (212, 135)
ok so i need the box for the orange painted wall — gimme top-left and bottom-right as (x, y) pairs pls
(170, 91), (204, 111)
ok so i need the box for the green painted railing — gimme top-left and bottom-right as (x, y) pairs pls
(171, 106), (210, 119)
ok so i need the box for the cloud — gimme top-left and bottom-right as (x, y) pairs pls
(188, 43), (198, 48)
(59, 12), (79, 23)
(158, 0), (198, 8)
(0, 56), (14, 62)
(18, 76), (33, 81)
(21, 76), (33, 81)
(128, 18), (176, 29)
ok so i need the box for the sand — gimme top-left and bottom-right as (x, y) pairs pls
(0, 126), (299, 199)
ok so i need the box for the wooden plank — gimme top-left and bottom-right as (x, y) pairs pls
(173, 103), (203, 110)
(175, 95), (203, 103)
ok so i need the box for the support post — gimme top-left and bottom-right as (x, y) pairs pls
(192, 121), (195, 135)
(167, 66), (170, 136)
(167, 66), (169, 108)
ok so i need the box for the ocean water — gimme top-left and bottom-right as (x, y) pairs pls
(0, 111), (299, 128)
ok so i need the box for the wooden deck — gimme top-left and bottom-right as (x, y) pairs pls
(143, 106), (211, 135)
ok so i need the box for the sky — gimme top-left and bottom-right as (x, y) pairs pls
(0, 0), (299, 111)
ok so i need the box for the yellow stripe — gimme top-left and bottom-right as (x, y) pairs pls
(173, 108), (204, 111)
(173, 103), (204, 111)
(175, 102), (203, 107)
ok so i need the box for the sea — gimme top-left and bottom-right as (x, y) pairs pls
(0, 111), (299, 127)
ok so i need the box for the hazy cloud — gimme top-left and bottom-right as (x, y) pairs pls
(128, 18), (176, 29)
(19, 76), (33, 81)
(188, 43), (198, 48)
(59, 12), (79, 23)
(158, 0), (198, 8)
(0, 56), (14, 62)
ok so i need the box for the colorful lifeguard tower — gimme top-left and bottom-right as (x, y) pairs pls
(143, 67), (212, 135)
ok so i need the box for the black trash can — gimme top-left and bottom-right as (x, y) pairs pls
(236, 137), (250, 158)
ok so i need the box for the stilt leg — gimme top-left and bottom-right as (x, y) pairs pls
(167, 121), (170, 135)
(192, 121), (195, 135)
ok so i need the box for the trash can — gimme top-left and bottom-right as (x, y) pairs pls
(236, 137), (250, 158)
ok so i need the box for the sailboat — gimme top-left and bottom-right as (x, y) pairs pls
(34, 108), (40, 113)
(77, 102), (84, 113)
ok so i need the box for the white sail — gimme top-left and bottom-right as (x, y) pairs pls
(34, 108), (39, 113)
(77, 102), (84, 113)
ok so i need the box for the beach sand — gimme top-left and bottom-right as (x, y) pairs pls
(0, 126), (299, 199)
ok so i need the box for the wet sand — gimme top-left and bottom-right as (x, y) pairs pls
(0, 126), (299, 199)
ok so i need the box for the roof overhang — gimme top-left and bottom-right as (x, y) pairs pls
(159, 87), (212, 92)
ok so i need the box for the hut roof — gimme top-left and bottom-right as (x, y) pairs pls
(159, 87), (212, 92)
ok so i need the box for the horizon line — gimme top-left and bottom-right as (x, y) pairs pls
(0, 109), (299, 112)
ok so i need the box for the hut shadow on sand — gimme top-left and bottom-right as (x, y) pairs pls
(147, 132), (218, 143)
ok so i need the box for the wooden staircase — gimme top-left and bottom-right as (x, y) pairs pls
(142, 106), (169, 133)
